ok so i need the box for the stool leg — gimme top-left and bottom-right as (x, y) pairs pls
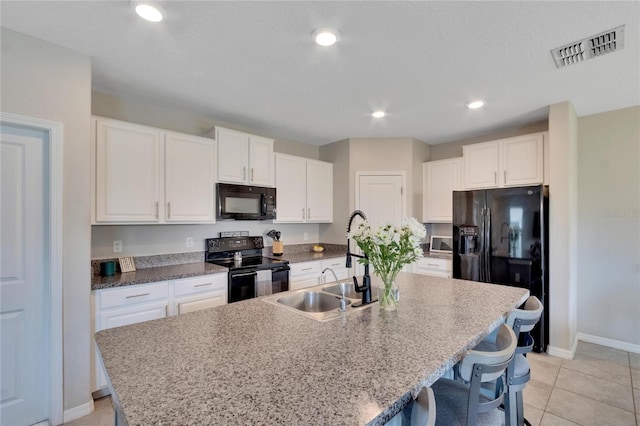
(516, 390), (525, 426)
(503, 386), (518, 426)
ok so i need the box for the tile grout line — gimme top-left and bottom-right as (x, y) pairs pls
(631, 352), (639, 426)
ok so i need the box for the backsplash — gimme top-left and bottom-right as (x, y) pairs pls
(91, 243), (348, 275)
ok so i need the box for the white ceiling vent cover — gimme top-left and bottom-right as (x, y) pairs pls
(551, 25), (625, 68)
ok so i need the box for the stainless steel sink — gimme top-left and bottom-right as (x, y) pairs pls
(321, 283), (363, 300)
(276, 291), (350, 312)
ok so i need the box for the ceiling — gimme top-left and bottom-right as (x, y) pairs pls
(1, 1), (638, 146)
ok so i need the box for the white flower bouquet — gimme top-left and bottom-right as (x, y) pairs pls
(347, 217), (426, 309)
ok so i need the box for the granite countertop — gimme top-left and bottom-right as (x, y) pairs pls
(91, 262), (228, 290)
(95, 273), (529, 425)
(92, 249), (347, 291)
(423, 251), (453, 259)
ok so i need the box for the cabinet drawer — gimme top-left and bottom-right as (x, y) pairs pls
(418, 258), (452, 271)
(289, 261), (321, 277)
(174, 274), (227, 297)
(176, 293), (226, 314)
(98, 282), (169, 309)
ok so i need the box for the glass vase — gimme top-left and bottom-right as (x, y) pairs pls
(378, 270), (400, 311)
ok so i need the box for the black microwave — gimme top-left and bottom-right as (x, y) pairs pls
(216, 183), (276, 220)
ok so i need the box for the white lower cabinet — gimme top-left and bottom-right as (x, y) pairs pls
(173, 274), (227, 315)
(92, 273), (227, 394)
(289, 260), (322, 291)
(289, 257), (349, 290)
(412, 257), (452, 278)
(320, 257), (349, 282)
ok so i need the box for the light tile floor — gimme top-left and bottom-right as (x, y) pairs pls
(65, 341), (639, 425)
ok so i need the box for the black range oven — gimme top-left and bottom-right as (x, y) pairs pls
(205, 236), (289, 303)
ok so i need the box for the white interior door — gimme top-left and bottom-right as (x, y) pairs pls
(355, 172), (406, 275)
(1, 125), (49, 424)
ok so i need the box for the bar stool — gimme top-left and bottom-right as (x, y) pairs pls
(406, 386), (436, 426)
(430, 323), (517, 426)
(503, 296), (544, 426)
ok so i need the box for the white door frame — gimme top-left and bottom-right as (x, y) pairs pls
(1, 112), (64, 425)
(354, 171), (407, 219)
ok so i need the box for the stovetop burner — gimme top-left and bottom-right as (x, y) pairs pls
(208, 256), (288, 270)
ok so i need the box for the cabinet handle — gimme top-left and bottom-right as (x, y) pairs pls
(167, 201), (171, 219)
(165, 305), (168, 317)
(155, 201), (159, 218)
(251, 168), (254, 182)
(307, 208), (310, 219)
(426, 263), (439, 267)
(194, 283), (212, 288)
(504, 170), (507, 184)
(243, 166), (246, 180)
(302, 208), (305, 220)
(126, 293), (150, 299)
(302, 267), (313, 271)
(494, 172), (497, 185)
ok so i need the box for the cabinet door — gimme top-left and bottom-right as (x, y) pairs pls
(463, 142), (499, 189)
(290, 276), (321, 291)
(274, 154), (306, 222)
(94, 301), (168, 392)
(95, 119), (162, 222)
(306, 160), (333, 222)
(423, 158), (462, 222)
(165, 133), (216, 222)
(217, 127), (249, 183)
(248, 135), (274, 186)
(501, 134), (544, 186)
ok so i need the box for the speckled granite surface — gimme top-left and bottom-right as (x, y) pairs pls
(92, 248), (347, 290)
(91, 262), (227, 290)
(95, 273), (529, 425)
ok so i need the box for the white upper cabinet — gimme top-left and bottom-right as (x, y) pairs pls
(164, 132), (216, 222)
(306, 160), (333, 222)
(463, 142), (500, 189)
(463, 133), (544, 189)
(92, 117), (216, 224)
(423, 158), (462, 223)
(215, 127), (274, 186)
(274, 154), (333, 223)
(95, 118), (163, 223)
(501, 134), (545, 187)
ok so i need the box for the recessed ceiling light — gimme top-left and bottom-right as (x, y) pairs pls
(371, 110), (386, 118)
(132, 1), (166, 23)
(312, 28), (340, 47)
(466, 100), (485, 109)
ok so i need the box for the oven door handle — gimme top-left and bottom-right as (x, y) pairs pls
(231, 271), (258, 278)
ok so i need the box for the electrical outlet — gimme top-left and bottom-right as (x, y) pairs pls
(186, 237), (194, 248)
(303, 232), (309, 241)
(113, 240), (122, 253)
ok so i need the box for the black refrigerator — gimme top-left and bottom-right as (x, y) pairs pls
(453, 185), (549, 352)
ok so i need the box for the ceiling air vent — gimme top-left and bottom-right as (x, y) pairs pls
(551, 25), (625, 68)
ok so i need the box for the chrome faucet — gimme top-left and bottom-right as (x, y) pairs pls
(322, 267), (340, 284)
(322, 267), (347, 312)
(346, 210), (373, 306)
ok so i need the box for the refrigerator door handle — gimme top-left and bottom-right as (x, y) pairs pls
(485, 208), (492, 282)
(479, 208), (485, 281)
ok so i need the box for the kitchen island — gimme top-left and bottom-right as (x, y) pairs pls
(95, 272), (528, 425)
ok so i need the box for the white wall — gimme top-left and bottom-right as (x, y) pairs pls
(91, 92), (320, 258)
(577, 106), (640, 348)
(547, 101), (579, 357)
(1, 29), (92, 411)
(318, 137), (430, 244)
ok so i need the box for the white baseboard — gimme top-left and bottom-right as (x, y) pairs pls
(63, 400), (94, 423)
(547, 334), (579, 359)
(578, 332), (640, 354)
